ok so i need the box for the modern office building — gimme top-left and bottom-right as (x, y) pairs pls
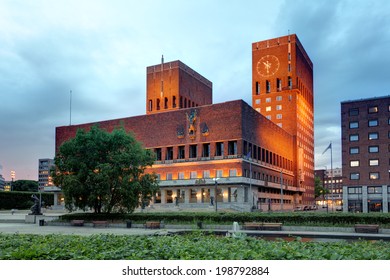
(38, 158), (63, 207)
(55, 34), (314, 212)
(341, 95), (390, 213)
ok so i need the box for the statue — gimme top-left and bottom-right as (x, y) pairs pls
(30, 194), (42, 215)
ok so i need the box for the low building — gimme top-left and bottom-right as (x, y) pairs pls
(314, 168), (343, 209)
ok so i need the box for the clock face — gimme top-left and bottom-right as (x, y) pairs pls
(257, 55), (280, 77)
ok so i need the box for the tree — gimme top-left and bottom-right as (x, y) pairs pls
(11, 180), (38, 192)
(314, 176), (328, 199)
(53, 125), (158, 214)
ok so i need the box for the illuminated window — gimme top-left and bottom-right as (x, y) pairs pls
(368, 106), (378, 113)
(266, 106), (271, 112)
(368, 186), (382, 194)
(349, 121), (359, 129)
(276, 105), (282, 110)
(368, 119), (378, 127)
(350, 160), (360, 167)
(370, 172), (380, 180)
(369, 159), (379, 166)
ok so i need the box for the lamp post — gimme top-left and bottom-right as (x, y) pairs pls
(213, 177), (220, 212)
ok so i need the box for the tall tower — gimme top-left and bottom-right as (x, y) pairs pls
(252, 34), (314, 204)
(146, 58), (212, 114)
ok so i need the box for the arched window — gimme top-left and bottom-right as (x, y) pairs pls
(164, 97), (168, 109)
(148, 99), (153, 111)
(157, 99), (161, 110)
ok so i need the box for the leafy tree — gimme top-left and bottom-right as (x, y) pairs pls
(11, 180), (38, 192)
(314, 176), (328, 199)
(53, 125), (158, 214)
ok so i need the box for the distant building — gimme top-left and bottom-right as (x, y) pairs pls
(314, 168), (343, 208)
(0, 174), (5, 191)
(38, 158), (63, 207)
(341, 95), (390, 213)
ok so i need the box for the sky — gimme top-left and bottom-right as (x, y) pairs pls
(0, 0), (389, 181)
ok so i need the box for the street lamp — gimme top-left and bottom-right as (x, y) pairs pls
(213, 177), (220, 212)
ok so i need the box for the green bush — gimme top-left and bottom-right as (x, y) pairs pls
(58, 211), (390, 226)
(0, 192), (54, 210)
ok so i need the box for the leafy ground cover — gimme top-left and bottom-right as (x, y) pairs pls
(1, 233), (390, 260)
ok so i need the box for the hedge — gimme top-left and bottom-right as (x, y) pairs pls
(59, 211), (390, 226)
(0, 191), (54, 210)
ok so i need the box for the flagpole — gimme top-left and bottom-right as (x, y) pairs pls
(330, 141), (334, 212)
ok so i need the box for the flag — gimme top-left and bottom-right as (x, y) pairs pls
(322, 143), (332, 155)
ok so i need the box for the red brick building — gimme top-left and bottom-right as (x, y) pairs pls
(252, 34), (315, 204)
(56, 34), (314, 212)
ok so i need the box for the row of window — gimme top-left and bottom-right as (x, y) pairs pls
(148, 96), (199, 111)
(254, 77), (292, 95)
(349, 104), (390, 116)
(348, 186), (390, 194)
(349, 118), (390, 128)
(349, 145), (383, 154)
(350, 159), (384, 167)
(152, 141), (293, 172)
(350, 172), (383, 180)
(349, 131), (390, 141)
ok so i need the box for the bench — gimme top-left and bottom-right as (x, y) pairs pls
(354, 224), (379, 233)
(71, 220), (85, 226)
(144, 221), (161, 229)
(92, 221), (109, 228)
(243, 222), (282, 231)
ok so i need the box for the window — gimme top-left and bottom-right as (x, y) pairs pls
(369, 159), (379, 166)
(350, 147), (359, 154)
(349, 134), (359, 141)
(369, 132), (378, 140)
(367, 186), (382, 194)
(215, 142), (224, 156)
(166, 173), (172, 180)
(178, 172), (185, 180)
(349, 121), (359, 129)
(266, 106), (271, 112)
(177, 146), (185, 159)
(265, 97), (271, 103)
(148, 100), (153, 111)
(369, 146), (379, 153)
(276, 114), (282, 119)
(255, 82), (260, 95)
(202, 143), (210, 158)
(228, 141), (237, 155)
(348, 187), (362, 194)
(190, 171), (197, 179)
(276, 105), (282, 110)
(155, 148), (162, 161)
(203, 170), (210, 178)
(349, 108), (359, 116)
(288, 76), (292, 89)
(216, 169), (223, 178)
(368, 119), (378, 127)
(189, 144), (197, 158)
(266, 80), (271, 93)
(276, 95), (282, 101)
(229, 169), (237, 177)
(370, 172), (380, 180)
(172, 96), (177, 108)
(156, 98), (161, 110)
(166, 147), (173, 160)
(350, 173), (360, 180)
(277, 79), (282, 91)
(388, 118), (390, 125)
(368, 106), (378, 113)
(164, 97), (168, 109)
(255, 99), (260, 104)
(350, 160), (360, 167)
